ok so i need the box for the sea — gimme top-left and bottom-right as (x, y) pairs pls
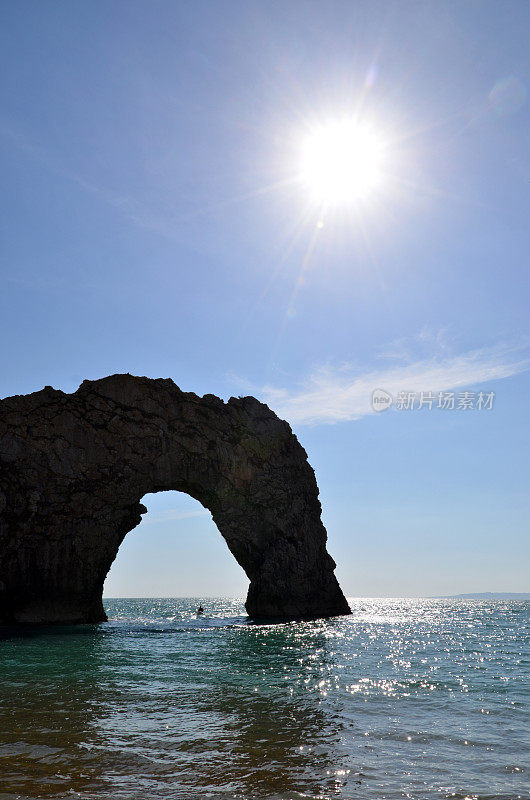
(0, 598), (528, 800)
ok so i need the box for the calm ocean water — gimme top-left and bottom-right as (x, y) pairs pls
(0, 598), (528, 800)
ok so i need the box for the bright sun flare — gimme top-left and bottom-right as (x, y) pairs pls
(300, 120), (384, 205)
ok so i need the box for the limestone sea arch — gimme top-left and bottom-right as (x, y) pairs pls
(0, 374), (351, 624)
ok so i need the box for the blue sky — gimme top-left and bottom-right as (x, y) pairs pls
(1, 1), (528, 597)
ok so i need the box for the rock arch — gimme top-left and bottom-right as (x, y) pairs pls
(0, 374), (350, 624)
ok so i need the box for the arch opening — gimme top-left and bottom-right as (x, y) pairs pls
(103, 491), (249, 600)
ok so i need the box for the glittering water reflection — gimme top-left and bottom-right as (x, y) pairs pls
(0, 598), (528, 799)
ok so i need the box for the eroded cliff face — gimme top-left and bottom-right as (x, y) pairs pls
(0, 374), (350, 624)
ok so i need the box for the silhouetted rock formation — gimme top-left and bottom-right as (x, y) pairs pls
(0, 374), (350, 624)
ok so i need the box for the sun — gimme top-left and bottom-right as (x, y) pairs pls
(300, 119), (384, 205)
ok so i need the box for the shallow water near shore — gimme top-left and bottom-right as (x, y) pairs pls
(0, 598), (528, 800)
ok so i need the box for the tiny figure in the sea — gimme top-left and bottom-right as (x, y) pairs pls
(197, 605), (204, 615)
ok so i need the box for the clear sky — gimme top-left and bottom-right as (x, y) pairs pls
(1, 1), (528, 598)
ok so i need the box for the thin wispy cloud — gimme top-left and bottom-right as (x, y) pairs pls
(0, 117), (290, 249)
(260, 340), (530, 425)
(0, 119), (184, 244)
(141, 509), (210, 526)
